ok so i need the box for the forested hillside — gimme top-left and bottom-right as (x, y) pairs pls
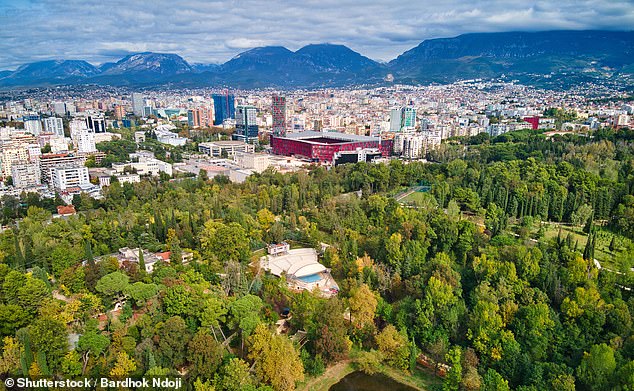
(0, 127), (633, 390)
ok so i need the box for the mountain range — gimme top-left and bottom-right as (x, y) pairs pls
(1, 30), (633, 89)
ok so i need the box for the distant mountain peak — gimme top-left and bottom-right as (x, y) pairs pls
(101, 52), (192, 75)
(0, 30), (632, 88)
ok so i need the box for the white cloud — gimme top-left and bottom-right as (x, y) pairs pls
(0, 0), (632, 69)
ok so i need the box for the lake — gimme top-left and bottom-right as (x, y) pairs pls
(329, 371), (419, 391)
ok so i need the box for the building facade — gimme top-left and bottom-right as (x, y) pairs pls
(11, 162), (41, 188)
(131, 93), (144, 117)
(43, 117), (65, 136)
(233, 105), (259, 143)
(52, 166), (90, 191)
(213, 94), (235, 126)
(272, 95), (286, 136)
(271, 131), (392, 162)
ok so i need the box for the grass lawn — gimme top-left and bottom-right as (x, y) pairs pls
(381, 365), (442, 390)
(540, 223), (625, 270)
(296, 359), (441, 391)
(399, 191), (434, 205)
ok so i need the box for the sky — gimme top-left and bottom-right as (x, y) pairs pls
(0, 0), (633, 70)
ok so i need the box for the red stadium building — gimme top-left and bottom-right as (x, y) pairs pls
(271, 131), (392, 162)
(523, 116), (540, 130)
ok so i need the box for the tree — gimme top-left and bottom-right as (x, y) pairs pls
(95, 271), (130, 305)
(248, 324), (304, 391)
(485, 203), (507, 236)
(228, 294), (263, 348)
(187, 331), (223, 381)
(355, 350), (382, 375)
(0, 304), (30, 337)
(29, 317), (68, 373)
(375, 325), (409, 370)
(482, 368), (510, 391)
(60, 351), (82, 377)
(609, 236), (617, 252)
(214, 358), (253, 391)
(349, 284), (377, 328)
(125, 282), (159, 307)
(576, 343), (616, 391)
(571, 204), (593, 227)
(199, 296), (227, 340)
(138, 248), (146, 273)
(77, 330), (110, 375)
(17, 277), (50, 316)
(443, 346), (462, 391)
(0, 336), (21, 375)
(109, 352), (136, 378)
(615, 360), (634, 391)
(199, 221), (250, 264)
(312, 298), (350, 364)
(156, 316), (189, 368)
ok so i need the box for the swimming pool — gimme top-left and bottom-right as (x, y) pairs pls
(296, 274), (321, 283)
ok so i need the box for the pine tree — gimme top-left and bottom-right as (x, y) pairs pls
(13, 232), (24, 271)
(85, 240), (94, 266)
(138, 248), (146, 273)
(583, 212), (594, 234)
(583, 233), (596, 261)
(83, 238), (99, 291)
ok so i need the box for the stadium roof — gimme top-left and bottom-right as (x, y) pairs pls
(279, 130), (378, 143)
(263, 248), (326, 278)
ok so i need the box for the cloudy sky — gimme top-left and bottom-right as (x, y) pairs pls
(0, 0), (632, 69)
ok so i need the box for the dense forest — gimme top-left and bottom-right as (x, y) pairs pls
(0, 127), (633, 390)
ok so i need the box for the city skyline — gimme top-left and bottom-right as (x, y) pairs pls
(1, 0), (633, 69)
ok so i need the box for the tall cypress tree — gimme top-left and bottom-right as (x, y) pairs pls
(583, 212), (594, 234)
(138, 248), (146, 273)
(13, 231), (24, 271)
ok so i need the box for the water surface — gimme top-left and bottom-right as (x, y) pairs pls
(329, 371), (418, 391)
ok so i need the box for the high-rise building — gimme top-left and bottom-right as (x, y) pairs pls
(233, 105), (259, 143)
(213, 94), (235, 126)
(143, 106), (154, 117)
(401, 107), (416, 131)
(23, 115), (42, 135)
(87, 115), (106, 133)
(43, 117), (65, 136)
(70, 120), (96, 153)
(114, 105), (126, 120)
(52, 102), (66, 116)
(272, 95), (286, 136)
(188, 108), (206, 128)
(389, 109), (402, 132)
(65, 101), (76, 114)
(131, 93), (144, 116)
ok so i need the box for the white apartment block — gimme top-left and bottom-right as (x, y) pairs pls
(76, 130), (96, 153)
(27, 144), (41, 161)
(43, 117), (65, 136)
(52, 166), (90, 191)
(70, 120), (96, 153)
(11, 162), (41, 188)
(24, 119), (42, 136)
(396, 131), (442, 160)
(402, 134), (425, 159)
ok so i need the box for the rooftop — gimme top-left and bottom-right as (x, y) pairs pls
(278, 130), (378, 143)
